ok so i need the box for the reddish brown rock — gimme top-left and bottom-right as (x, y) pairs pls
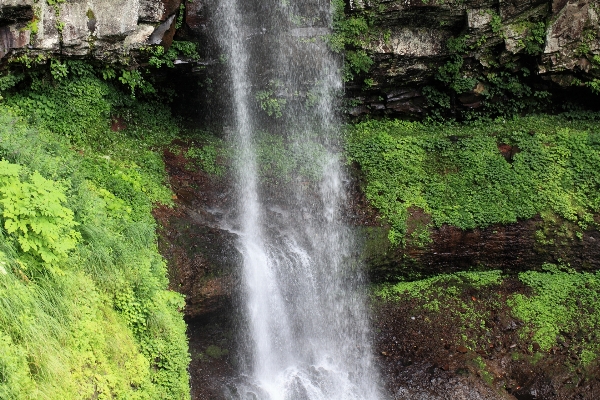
(184, 0), (207, 37)
(0, 25), (29, 59)
(153, 141), (238, 319)
(457, 345), (469, 354)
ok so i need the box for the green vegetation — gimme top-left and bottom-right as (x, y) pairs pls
(521, 21), (547, 55)
(184, 144), (225, 176)
(428, 30), (551, 118)
(204, 345), (229, 360)
(0, 161), (80, 274)
(375, 270), (503, 349)
(375, 267), (600, 368)
(330, 0), (375, 82)
(256, 83), (287, 118)
(146, 41), (200, 69)
(0, 61), (190, 398)
(376, 270), (503, 300)
(346, 114), (600, 244)
(165, 131), (226, 177)
(510, 264), (600, 360)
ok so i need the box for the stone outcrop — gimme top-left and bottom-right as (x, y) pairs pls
(4, 1), (598, 118)
(345, 0), (600, 117)
(361, 215), (600, 283)
(346, 171), (600, 283)
(0, 0), (183, 62)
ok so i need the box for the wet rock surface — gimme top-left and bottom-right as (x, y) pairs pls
(345, 0), (600, 118)
(187, 310), (238, 400)
(155, 142), (600, 399)
(3, 1), (599, 119)
(153, 139), (239, 399)
(153, 139), (239, 319)
(157, 147), (600, 399)
(374, 279), (600, 400)
(344, 169), (600, 283)
(399, 216), (600, 280)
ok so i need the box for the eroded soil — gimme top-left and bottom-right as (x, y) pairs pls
(374, 278), (600, 400)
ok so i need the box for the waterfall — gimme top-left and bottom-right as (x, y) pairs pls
(211, 0), (381, 398)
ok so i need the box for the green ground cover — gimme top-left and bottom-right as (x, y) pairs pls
(0, 63), (190, 399)
(346, 114), (600, 244)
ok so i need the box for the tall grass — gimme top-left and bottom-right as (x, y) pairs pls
(0, 67), (190, 399)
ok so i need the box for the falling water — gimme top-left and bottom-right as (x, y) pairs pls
(211, 0), (381, 398)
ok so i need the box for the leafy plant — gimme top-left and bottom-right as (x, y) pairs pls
(185, 145), (224, 176)
(255, 81), (287, 118)
(176, 3), (185, 29)
(119, 69), (155, 96)
(147, 41), (200, 69)
(0, 161), (80, 272)
(523, 22), (546, 55)
(329, 0), (376, 81)
(0, 60), (190, 398)
(50, 59), (68, 81)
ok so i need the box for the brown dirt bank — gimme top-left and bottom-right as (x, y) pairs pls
(373, 278), (600, 400)
(152, 140), (239, 399)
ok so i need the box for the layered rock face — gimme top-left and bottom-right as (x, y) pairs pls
(345, 0), (600, 117)
(0, 0), (182, 61)
(3, 0), (597, 105)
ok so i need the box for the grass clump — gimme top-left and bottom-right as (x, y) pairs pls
(346, 114), (600, 244)
(0, 62), (190, 399)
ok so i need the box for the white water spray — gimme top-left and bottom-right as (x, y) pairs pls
(212, 1), (382, 398)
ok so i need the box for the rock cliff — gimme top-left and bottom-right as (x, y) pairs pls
(3, 1), (598, 118)
(0, 0), (181, 62)
(3, 0), (600, 297)
(343, 0), (600, 117)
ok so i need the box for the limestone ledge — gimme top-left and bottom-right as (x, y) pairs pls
(0, 0), (182, 62)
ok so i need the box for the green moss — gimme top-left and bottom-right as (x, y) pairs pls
(376, 267), (600, 370)
(255, 131), (330, 183)
(205, 345), (229, 360)
(375, 270), (502, 350)
(472, 356), (494, 385)
(346, 114), (600, 245)
(375, 270), (503, 300)
(184, 144), (225, 176)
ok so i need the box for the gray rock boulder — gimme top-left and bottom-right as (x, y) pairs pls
(0, 0), (182, 62)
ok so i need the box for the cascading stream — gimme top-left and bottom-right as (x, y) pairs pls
(212, 0), (382, 398)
